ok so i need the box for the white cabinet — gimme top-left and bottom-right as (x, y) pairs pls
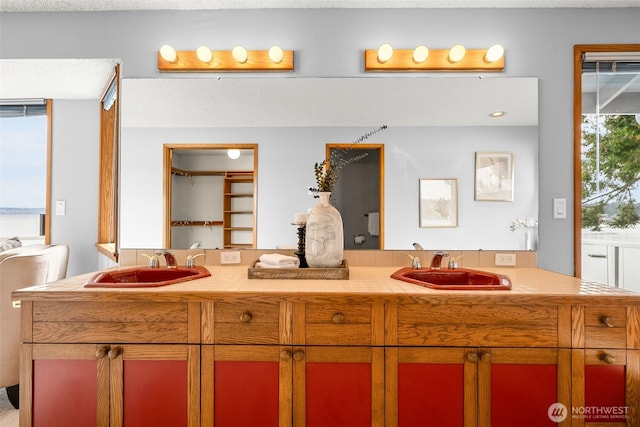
(619, 247), (640, 293)
(581, 243), (616, 286)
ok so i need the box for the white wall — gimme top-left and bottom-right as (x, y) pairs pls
(50, 100), (100, 276)
(121, 126), (537, 250)
(2, 8), (640, 275)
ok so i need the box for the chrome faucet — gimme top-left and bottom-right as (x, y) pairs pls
(154, 249), (177, 268)
(185, 253), (205, 268)
(430, 251), (449, 270)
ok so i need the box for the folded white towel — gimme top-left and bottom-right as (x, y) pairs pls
(259, 253), (300, 266)
(368, 211), (379, 236)
(256, 261), (299, 269)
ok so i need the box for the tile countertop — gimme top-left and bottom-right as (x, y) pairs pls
(11, 266), (640, 305)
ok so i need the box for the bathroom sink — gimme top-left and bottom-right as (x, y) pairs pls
(84, 266), (211, 288)
(391, 267), (512, 290)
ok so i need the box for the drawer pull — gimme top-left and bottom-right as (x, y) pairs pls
(96, 345), (110, 359)
(480, 352), (491, 362)
(108, 346), (122, 359)
(466, 352), (478, 362)
(600, 316), (615, 328)
(239, 311), (253, 323)
(600, 352), (615, 365)
(332, 313), (345, 324)
(280, 350), (292, 361)
(588, 254), (607, 259)
(293, 351), (305, 362)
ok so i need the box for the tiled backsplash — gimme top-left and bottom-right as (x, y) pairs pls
(120, 249), (537, 268)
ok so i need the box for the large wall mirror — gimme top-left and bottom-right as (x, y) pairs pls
(163, 144), (257, 249)
(120, 77), (538, 251)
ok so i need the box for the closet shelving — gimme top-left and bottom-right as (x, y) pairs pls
(170, 167), (255, 248)
(223, 171), (255, 249)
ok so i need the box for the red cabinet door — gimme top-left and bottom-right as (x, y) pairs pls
(396, 348), (466, 427)
(33, 358), (99, 427)
(295, 346), (384, 427)
(486, 348), (570, 427)
(202, 345), (291, 427)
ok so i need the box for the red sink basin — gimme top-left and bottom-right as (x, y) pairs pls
(84, 266), (211, 288)
(391, 267), (512, 290)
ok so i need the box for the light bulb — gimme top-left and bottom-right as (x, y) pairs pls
(268, 45), (284, 63)
(484, 44), (504, 63)
(227, 149), (241, 160)
(159, 45), (177, 63)
(448, 44), (466, 63)
(232, 45), (248, 63)
(196, 45), (212, 63)
(377, 43), (393, 63)
(413, 45), (429, 63)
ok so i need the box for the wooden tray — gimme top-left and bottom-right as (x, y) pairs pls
(248, 259), (349, 280)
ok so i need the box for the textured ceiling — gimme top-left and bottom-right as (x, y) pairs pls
(2, 0), (640, 11)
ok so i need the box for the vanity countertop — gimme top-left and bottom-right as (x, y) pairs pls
(12, 266), (640, 305)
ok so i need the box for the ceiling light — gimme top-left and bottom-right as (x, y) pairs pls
(159, 45), (177, 63)
(448, 45), (466, 63)
(377, 43), (393, 63)
(196, 45), (213, 63)
(227, 149), (241, 159)
(484, 44), (504, 63)
(268, 45), (284, 63)
(489, 111), (507, 118)
(413, 45), (429, 63)
(232, 45), (248, 63)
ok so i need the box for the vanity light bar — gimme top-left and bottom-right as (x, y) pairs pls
(158, 45), (294, 72)
(364, 45), (505, 72)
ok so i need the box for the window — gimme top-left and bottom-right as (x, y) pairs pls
(96, 65), (120, 261)
(0, 99), (51, 245)
(574, 45), (640, 287)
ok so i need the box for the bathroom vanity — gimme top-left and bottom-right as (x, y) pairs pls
(12, 266), (640, 427)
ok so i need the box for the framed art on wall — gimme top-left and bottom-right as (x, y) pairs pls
(419, 178), (458, 227)
(474, 152), (514, 201)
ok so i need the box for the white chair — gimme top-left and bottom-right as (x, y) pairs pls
(0, 244), (69, 409)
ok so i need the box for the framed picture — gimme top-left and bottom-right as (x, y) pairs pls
(474, 152), (514, 201)
(419, 178), (458, 227)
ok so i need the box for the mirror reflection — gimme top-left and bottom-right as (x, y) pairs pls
(163, 144), (257, 249)
(120, 77), (538, 251)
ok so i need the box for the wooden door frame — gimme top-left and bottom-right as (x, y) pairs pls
(326, 143), (385, 249)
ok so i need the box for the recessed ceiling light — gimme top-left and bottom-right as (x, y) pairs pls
(489, 111), (506, 118)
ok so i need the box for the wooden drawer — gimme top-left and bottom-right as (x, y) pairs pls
(395, 304), (559, 347)
(213, 301), (280, 344)
(584, 306), (627, 348)
(30, 301), (190, 344)
(303, 303), (375, 346)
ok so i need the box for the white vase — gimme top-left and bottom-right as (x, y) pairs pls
(525, 229), (536, 251)
(305, 192), (344, 268)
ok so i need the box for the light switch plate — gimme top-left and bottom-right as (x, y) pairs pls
(55, 200), (66, 216)
(553, 198), (566, 219)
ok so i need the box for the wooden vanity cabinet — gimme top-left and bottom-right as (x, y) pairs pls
(201, 300), (384, 427)
(385, 302), (572, 427)
(20, 301), (201, 427)
(18, 279), (640, 427)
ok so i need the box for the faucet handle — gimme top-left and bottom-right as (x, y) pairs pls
(141, 253), (159, 268)
(185, 253), (205, 268)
